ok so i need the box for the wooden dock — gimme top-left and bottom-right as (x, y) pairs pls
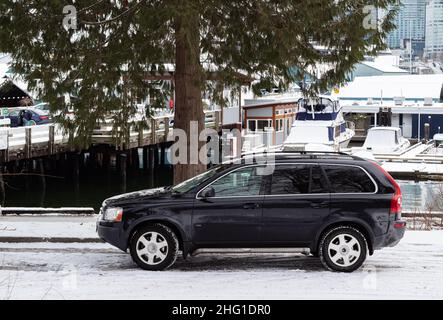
(368, 141), (443, 179)
(0, 111), (221, 164)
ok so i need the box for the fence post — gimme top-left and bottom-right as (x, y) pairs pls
(138, 124), (144, 147)
(164, 117), (170, 142)
(48, 125), (55, 155)
(151, 118), (157, 144)
(1, 130), (9, 163)
(25, 127), (32, 158)
(68, 129), (75, 152)
(215, 111), (221, 132)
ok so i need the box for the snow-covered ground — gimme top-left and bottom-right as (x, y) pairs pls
(0, 231), (442, 300)
(0, 216), (97, 239)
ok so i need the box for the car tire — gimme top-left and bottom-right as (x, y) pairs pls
(130, 223), (179, 271)
(319, 226), (367, 272)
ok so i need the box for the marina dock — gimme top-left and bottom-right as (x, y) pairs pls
(362, 141), (443, 179)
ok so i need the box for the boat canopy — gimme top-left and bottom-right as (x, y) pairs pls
(363, 128), (400, 148)
(297, 97), (340, 121)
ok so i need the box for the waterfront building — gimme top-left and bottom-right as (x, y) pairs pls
(425, 0), (443, 58)
(335, 74), (443, 140)
(387, 0), (427, 49)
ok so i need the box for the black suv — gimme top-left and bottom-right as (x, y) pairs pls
(97, 152), (406, 272)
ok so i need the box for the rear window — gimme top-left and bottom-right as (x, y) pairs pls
(323, 165), (376, 193)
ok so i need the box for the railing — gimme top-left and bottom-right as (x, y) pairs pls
(346, 121), (355, 131)
(0, 111), (221, 163)
(0, 124), (69, 162)
(91, 110), (220, 148)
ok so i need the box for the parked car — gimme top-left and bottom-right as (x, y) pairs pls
(97, 152), (406, 272)
(33, 103), (51, 115)
(7, 108), (52, 127)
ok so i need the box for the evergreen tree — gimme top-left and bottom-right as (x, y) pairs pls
(0, 0), (398, 183)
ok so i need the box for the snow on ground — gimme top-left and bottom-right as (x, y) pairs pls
(0, 216), (98, 239)
(0, 231), (442, 300)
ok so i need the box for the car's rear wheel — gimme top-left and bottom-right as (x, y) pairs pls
(130, 224), (179, 271)
(319, 226), (367, 272)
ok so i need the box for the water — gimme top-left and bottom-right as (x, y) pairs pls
(1, 165), (173, 211)
(398, 180), (443, 212)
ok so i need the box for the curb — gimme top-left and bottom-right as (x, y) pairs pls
(0, 237), (104, 243)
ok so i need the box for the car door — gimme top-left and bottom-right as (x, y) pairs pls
(323, 164), (388, 236)
(192, 166), (265, 246)
(261, 164), (330, 246)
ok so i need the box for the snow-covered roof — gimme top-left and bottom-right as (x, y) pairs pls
(0, 53), (11, 65)
(335, 74), (443, 100)
(243, 93), (301, 108)
(361, 61), (407, 74)
(0, 63), (10, 79)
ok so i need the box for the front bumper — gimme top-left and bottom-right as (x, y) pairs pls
(373, 220), (406, 250)
(97, 221), (127, 252)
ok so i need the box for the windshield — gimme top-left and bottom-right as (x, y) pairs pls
(172, 165), (230, 194)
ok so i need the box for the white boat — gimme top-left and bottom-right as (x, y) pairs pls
(283, 96), (355, 151)
(425, 133), (443, 155)
(434, 133), (443, 148)
(361, 127), (410, 154)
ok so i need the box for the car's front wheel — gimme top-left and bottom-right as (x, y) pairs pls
(319, 226), (367, 272)
(130, 224), (179, 271)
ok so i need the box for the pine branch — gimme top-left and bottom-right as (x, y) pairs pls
(80, 1), (146, 26)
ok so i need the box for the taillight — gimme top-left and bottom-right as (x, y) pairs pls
(40, 115), (49, 120)
(371, 162), (402, 216)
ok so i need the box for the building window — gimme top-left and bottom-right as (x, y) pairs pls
(248, 120), (256, 132)
(257, 120), (272, 131)
(275, 119), (284, 132)
(248, 119), (272, 132)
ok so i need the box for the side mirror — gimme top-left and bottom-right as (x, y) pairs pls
(200, 186), (215, 198)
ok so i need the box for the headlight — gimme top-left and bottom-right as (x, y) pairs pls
(103, 207), (123, 222)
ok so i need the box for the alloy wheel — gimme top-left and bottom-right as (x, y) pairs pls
(327, 234), (361, 267)
(136, 231), (169, 266)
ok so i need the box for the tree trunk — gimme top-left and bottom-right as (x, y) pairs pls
(173, 7), (206, 185)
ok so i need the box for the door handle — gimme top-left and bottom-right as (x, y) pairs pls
(243, 203), (260, 209)
(310, 201), (328, 209)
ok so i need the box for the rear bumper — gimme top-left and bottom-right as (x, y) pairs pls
(97, 221), (127, 252)
(373, 220), (406, 250)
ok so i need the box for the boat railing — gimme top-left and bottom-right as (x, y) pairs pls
(346, 121), (355, 131)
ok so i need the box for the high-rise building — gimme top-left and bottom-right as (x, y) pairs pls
(425, 0), (443, 58)
(387, 0), (427, 49)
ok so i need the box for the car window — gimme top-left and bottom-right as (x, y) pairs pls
(211, 167), (263, 197)
(269, 164), (328, 195)
(9, 110), (19, 116)
(310, 166), (329, 194)
(323, 165), (376, 193)
(270, 165), (310, 194)
(267, 165), (329, 195)
(33, 109), (46, 115)
(172, 165), (229, 194)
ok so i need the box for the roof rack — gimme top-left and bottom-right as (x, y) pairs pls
(277, 150), (351, 156)
(240, 150), (360, 160)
